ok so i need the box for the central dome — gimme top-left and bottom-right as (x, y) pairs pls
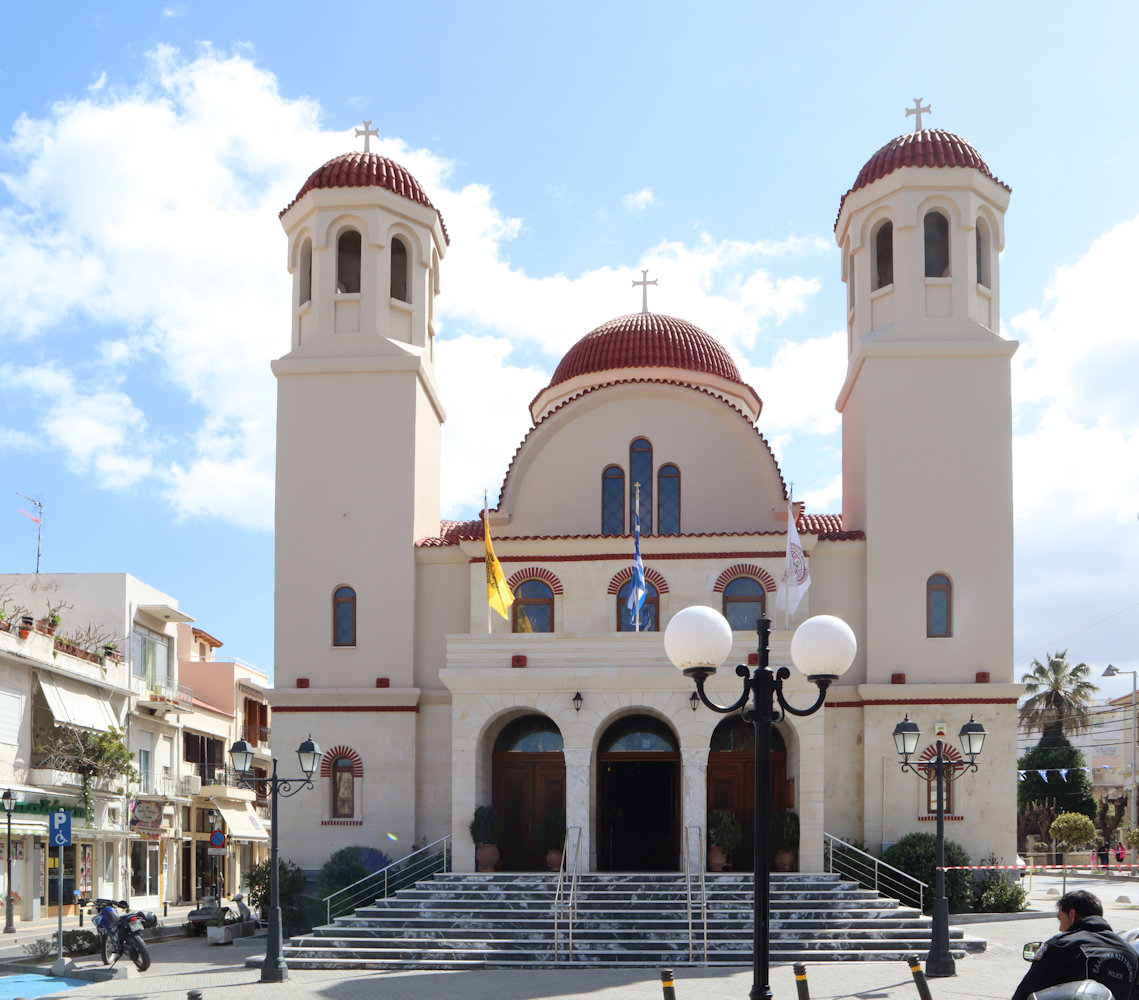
(549, 312), (743, 387)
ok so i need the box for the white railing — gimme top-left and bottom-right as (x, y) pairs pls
(323, 836), (451, 924)
(553, 826), (583, 959)
(823, 832), (926, 911)
(684, 824), (708, 962)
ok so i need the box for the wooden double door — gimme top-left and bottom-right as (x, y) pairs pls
(492, 752), (566, 871)
(706, 747), (789, 872)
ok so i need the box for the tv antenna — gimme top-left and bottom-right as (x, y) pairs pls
(16, 492), (43, 574)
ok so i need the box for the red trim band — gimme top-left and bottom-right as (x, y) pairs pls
(473, 550), (788, 565)
(825, 697), (1017, 708)
(273, 705), (419, 713)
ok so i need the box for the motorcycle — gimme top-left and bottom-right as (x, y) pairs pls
(91, 898), (157, 971)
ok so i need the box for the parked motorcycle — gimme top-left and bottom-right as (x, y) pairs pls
(91, 898), (157, 971)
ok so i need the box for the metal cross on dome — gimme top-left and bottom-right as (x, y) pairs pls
(632, 269), (657, 314)
(355, 120), (380, 153)
(905, 98), (931, 132)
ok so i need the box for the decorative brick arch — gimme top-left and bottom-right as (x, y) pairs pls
(607, 567), (669, 595)
(506, 567), (564, 595)
(320, 745), (363, 778)
(918, 742), (963, 776)
(712, 564), (777, 594)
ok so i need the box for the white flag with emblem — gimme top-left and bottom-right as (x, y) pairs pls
(775, 503), (810, 615)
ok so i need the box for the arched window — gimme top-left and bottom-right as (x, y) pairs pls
(926, 574), (951, 638)
(513, 580), (554, 633)
(630, 438), (653, 535)
(723, 577), (765, 631)
(299, 238), (312, 305)
(658, 463), (680, 535)
(602, 466), (625, 535)
(337, 229), (361, 294)
(618, 580), (658, 632)
(333, 586), (356, 646)
(872, 220), (894, 290)
(599, 714), (677, 753)
(975, 217), (991, 288)
(494, 716), (564, 753)
(924, 211), (950, 278)
(391, 236), (409, 302)
(332, 756), (355, 817)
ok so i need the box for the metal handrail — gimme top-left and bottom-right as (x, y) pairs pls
(823, 832), (926, 911)
(684, 824), (708, 962)
(553, 826), (582, 959)
(323, 835), (451, 923)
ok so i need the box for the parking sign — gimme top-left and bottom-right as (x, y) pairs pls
(50, 810), (72, 847)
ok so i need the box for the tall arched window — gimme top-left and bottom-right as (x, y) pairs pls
(618, 580), (658, 632)
(926, 574), (952, 638)
(658, 463), (680, 534)
(602, 466), (625, 535)
(333, 586), (356, 646)
(872, 220), (894, 290)
(723, 577), (765, 631)
(975, 217), (991, 288)
(337, 229), (361, 294)
(513, 580), (554, 633)
(332, 756), (355, 817)
(924, 211), (950, 278)
(630, 438), (653, 535)
(391, 236), (409, 302)
(299, 238), (312, 305)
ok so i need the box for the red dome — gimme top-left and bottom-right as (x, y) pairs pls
(837, 129), (1009, 225)
(549, 313), (743, 387)
(281, 152), (449, 243)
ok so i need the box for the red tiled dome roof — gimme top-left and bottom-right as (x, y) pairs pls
(837, 129), (1009, 225)
(280, 152), (449, 243)
(549, 313), (743, 388)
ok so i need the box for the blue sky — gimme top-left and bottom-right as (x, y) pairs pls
(1, 2), (1137, 697)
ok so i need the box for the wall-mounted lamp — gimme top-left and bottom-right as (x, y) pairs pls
(572, 691), (583, 712)
(690, 691), (700, 712)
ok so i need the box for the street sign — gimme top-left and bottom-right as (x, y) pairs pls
(209, 829), (226, 848)
(207, 847), (228, 857)
(50, 810), (71, 847)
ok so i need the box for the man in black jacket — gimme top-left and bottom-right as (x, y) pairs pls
(1013, 891), (1138, 1000)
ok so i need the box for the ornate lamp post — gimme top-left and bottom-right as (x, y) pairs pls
(229, 734), (321, 984)
(2, 789), (16, 934)
(891, 713), (986, 978)
(664, 606), (856, 1000)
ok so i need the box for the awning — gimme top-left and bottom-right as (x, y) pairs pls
(37, 672), (119, 731)
(211, 801), (269, 841)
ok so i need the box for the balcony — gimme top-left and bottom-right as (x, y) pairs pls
(134, 772), (182, 798)
(135, 679), (193, 715)
(242, 724), (271, 748)
(195, 762), (254, 793)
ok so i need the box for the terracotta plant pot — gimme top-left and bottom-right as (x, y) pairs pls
(772, 848), (795, 873)
(475, 843), (499, 872)
(546, 849), (563, 872)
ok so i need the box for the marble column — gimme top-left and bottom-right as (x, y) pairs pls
(681, 748), (709, 873)
(796, 712), (827, 870)
(563, 748), (592, 872)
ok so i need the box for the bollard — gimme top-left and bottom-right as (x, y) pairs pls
(793, 962), (810, 1000)
(660, 968), (677, 1000)
(906, 955), (933, 1000)
(164, 901), (169, 917)
(78, 907), (83, 928)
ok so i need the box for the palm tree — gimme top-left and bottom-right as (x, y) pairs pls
(1019, 650), (1098, 742)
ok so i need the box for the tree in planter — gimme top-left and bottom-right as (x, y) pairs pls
(536, 810), (567, 871)
(770, 810), (799, 872)
(469, 805), (504, 872)
(707, 810), (742, 871)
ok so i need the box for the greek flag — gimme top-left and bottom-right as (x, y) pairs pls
(627, 506), (647, 630)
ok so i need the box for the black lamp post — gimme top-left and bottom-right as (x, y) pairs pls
(2, 789), (16, 934)
(229, 734), (321, 984)
(664, 606), (856, 1000)
(892, 713), (986, 978)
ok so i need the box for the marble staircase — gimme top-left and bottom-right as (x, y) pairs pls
(279, 871), (985, 969)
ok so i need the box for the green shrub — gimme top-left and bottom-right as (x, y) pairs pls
(22, 937), (52, 959)
(536, 810), (567, 852)
(317, 845), (393, 899)
(59, 928), (100, 956)
(979, 879), (1028, 913)
(243, 856), (306, 915)
(708, 810), (743, 852)
(882, 832), (973, 912)
(770, 810), (799, 853)
(1050, 812), (1097, 851)
(469, 805), (503, 845)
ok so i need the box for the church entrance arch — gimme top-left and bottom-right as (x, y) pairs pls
(706, 718), (789, 872)
(597, 714), (679, 871)
(491, 715), (566, 871)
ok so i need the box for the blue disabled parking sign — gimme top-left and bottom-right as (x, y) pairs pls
(50, 810), (72, 846)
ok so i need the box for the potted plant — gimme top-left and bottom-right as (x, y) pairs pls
(469, 805), (504, 872)
(18, 616), (33, 639)
(707, 809), (742, 872)
(536, 810), (567, 871)
(770, 809), (800, 872)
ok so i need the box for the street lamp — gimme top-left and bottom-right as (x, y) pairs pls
(892, 713), (986, 978)
(2, 789), (16, 934)
(664, 606), (856, 1000)
(1103, 664), (1137, 828)
(229, 734), (321, 984)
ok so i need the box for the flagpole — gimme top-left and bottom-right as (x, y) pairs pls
(633, 483), (641, 633)
(484, 491), (491, 635)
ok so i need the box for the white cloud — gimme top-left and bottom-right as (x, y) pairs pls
(622, 187), (655, 212)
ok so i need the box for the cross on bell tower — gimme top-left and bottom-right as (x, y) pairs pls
(905, 98), (931, 131)
(632, 269), (657, 314)
(355, 120), (380, 153)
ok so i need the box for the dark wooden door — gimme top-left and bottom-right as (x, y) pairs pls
(707, 749), (787, 871)
(492, 753), (566, 871)
(597, 753), (680, 871)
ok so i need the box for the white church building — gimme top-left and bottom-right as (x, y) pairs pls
(268, 119), (1021, 876)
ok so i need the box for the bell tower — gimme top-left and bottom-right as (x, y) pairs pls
(834, 116), (1016, 687)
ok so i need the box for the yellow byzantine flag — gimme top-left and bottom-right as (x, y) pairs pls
(485, 515), (513, 620)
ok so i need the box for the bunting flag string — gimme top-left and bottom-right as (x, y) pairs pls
(1015, 766), (1114, 781)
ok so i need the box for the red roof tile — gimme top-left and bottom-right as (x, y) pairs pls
(281, 152), (450, 244)
(836, 130), (1009, 227)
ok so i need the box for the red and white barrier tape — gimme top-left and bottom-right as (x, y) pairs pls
(936, 863), (1138, 871)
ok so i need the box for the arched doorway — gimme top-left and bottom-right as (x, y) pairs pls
(597, 714), (679, 871)
(492, 715), (566, 871)
(706, 718), (789, 871)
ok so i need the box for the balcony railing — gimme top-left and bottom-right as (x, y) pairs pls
(135, 773), (182, 798)
(147, 680), (193, 711)
(242, 724), (271, 747)
(195, 762), (247, 788)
